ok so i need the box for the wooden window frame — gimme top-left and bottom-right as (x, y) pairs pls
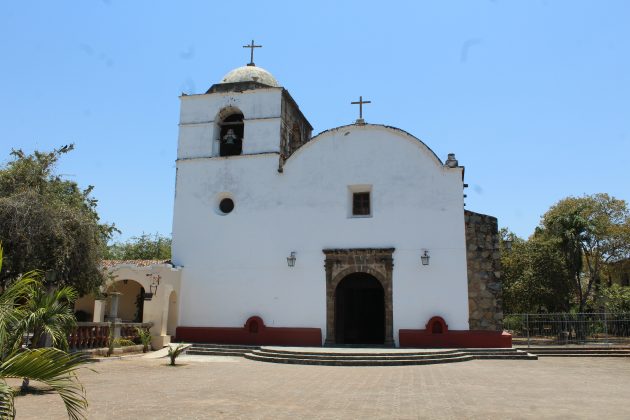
(352, 192), (371, 216)
(348, 185), (373, 218)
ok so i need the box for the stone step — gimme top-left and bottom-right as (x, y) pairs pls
(244, 353), (474, 366)
(525, 349), (630, 353)
(517, 346), (630, 351)
(535, 353), (630, 357)
(186, 349), (250, 357)
(250, 349), (468, 361)
(187, 343), (261, 350)
(256, 348), (462, 358)
(185, 343), (261, 357)
(518, 346), (630, 357)
(187, 347), (254, 353)
(182, 344), (540, 364)
(473, 353), (538, 360)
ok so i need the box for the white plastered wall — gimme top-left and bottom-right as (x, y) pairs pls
(172, 123), (468, 346)
(95, 264), (182, 345)
(177, 88), (283, 160)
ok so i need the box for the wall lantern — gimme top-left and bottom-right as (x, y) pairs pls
(144, 273), (161, 300)
(420, 250), (430, 266)
(504, 239), (513, 251)
(287, 251), (297, 267)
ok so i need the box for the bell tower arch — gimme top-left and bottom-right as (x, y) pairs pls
(216, 107), (244, 157)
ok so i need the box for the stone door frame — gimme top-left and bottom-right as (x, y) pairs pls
(323, 248), (395, 346)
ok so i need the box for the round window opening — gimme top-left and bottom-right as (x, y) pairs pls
(219, 198), (235, 214)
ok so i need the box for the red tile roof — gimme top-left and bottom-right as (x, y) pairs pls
(102, 259), (171, 268)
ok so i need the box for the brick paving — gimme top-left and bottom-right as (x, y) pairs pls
(11, 355), (630, 419)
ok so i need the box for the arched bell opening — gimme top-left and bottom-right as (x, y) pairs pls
(218, 108), (244, 156)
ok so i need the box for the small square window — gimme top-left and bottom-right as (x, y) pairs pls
(352, 192), (371, 216)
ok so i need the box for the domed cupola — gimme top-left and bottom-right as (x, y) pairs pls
(206, 40), (281, 93)
(219, 65), (279, 88)
(187, 41), (311, 165)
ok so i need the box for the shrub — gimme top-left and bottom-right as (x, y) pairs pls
(167, 344), (187, 366)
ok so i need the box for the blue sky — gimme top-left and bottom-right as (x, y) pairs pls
(1, 1), (629, 242)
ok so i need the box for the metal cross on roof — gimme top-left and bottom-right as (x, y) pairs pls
(243, 40), (262, 66)
(351, 96), (371, 124)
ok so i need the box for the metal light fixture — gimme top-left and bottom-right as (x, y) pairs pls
(421, 250), (430, 266)
(287, 251), (297, 267)
(144, 273), (161, 300)
(504, 239), (513, 251)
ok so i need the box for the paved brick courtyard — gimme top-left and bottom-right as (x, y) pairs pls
(11, 355), (630, 419)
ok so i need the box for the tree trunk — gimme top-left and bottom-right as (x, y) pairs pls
(21, 329), (42, 391)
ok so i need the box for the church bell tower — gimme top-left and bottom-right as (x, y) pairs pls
(176, 41), (312, 168)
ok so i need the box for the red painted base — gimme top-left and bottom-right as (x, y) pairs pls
(176, 316), (322, 347)
(399, 329), (512, 348)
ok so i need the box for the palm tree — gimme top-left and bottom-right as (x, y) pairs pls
(15, 283), (78, 392)
(0, 348), (89, 420)
(17, 284), (78, 351)
(0, 244), (89, 419)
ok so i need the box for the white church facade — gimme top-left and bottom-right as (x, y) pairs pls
(165, 58), (510, 348)
(74, 51), (509, 348)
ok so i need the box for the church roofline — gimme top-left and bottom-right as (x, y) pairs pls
(101, 259), (183, 271)
(291, 123), (445, 166)
(205, 80), (281, 94)
(187, 83), (312, 131)
(281, 88), (313, 131)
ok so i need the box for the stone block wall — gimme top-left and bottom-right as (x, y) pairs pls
(465, 210), (503, 331)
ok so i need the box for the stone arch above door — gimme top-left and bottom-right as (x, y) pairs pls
(323, 248), (394, 346)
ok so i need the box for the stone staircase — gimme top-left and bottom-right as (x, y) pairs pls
(243, 346), (536, 366)
(464, 348), (538, 360)
(245, 347), (472, 366)
(185, 343), (260, 357)
(520, 346), (630, 357)
(184, 344), (537, 365)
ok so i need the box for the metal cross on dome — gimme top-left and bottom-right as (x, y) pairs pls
(243, 40), (262, 66)
(351, 96), (372, 125)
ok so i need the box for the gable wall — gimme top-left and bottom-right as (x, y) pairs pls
(172, 123), (470, 345)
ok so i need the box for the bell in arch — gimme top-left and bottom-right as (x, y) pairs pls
(222, 128), (238, 145)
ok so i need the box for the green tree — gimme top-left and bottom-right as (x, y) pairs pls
(14, 285), (78, 353)
(0, 348), (89, 420)
(105, 233), (171, 260)
(501, 230), (572, 313)
(0, 145), (116, 294)
(540, 194), (630, 312)
(0, 245), (89, 419)
(599, 284), (630, 313)
(11, 282), (78, 392)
